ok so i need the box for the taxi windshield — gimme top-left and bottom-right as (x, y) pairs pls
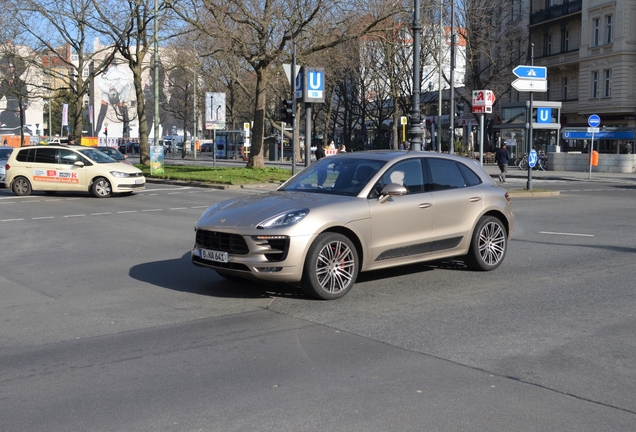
(78, 148), (117, 163)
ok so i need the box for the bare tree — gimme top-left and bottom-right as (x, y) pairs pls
(12, 0), (114, 143)
(168, 0), (401, 168)
(457, 0), (529, 111)
(90, 0), (173, 164)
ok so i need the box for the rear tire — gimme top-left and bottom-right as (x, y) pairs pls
(12, 176), (32, 196)
(301, 232), (359, 300)
(465, 216), (507, 271)
(91, 177), (112, 198)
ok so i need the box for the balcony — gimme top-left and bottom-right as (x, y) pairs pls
(530, 0), (582, 25)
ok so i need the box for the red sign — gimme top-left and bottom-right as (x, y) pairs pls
(471, 106), (492, 114)
(472, 90), (495, 107)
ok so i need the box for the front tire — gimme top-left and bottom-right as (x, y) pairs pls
(91, 177), (112, 198)
(301, 232), (359, 300)
(12, 176), (32, 196)
(465, 216), (507, 271)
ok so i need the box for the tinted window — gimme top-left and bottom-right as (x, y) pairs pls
(16, 148), (36, 162)
(34, 148), (57, 164)
(0, 148), (12, 159)
(379, 159), (424, 194)
(457, 163), (482, 186)
(426, 158), (466, 191)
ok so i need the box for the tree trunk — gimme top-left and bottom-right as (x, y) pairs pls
(246, 69), (268, 168)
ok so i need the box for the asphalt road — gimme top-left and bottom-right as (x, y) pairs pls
(1, 179), (635, 431)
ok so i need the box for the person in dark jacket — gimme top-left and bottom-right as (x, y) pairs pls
(495, 144), (510, 183)
(315, 145), (326, 161)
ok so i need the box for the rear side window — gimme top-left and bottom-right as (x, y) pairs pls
(34, 148), (57, 164)
(426, 158), (466, 191)
(457, 163), (482, 186)
(16, 149), (36, 162)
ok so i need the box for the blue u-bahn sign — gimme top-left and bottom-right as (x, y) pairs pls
(563, 131), (635, 140)
(296, 67), (325, 104)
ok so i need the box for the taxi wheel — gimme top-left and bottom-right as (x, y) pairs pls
(91, 177), (112, 198)
(12, 176), (32, 196)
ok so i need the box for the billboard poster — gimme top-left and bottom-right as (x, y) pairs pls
(205, 92), (226, 130)
(93, 58), (135, 139)
(150, 145), (164, 175)
(0, 54), (37, 136)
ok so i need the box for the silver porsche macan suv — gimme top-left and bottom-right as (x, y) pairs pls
(193, 151), (514, 300)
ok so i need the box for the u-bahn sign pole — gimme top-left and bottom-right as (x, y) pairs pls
(512, 45), (546, 190)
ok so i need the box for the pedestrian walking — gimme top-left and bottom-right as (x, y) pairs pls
(495, 144), (510, 183)
(315, 145), (326, 161)
(338, 144), (347, 153)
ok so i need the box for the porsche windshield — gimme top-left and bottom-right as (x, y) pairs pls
(280, 157), (386, 196)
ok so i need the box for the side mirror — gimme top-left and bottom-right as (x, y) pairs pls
(378, 183), (407, 203)
(73, 161), (85, 167)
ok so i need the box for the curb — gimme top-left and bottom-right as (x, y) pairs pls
(145, 178), (282, 190)
(507, 190), (560, 198)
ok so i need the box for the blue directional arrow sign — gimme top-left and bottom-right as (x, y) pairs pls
(588, 114), (601, 128)
(528, 149), (538, 168)
(513, 65), (547, 80)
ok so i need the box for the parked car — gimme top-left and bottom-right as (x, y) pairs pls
(5, 145), (145, 198)
(118, 141), (139, 155)
(192, 151), (515, 299)
(0, 145), (14, 186)
(200, 142), (214, 152)
(96, 146), (133, 165)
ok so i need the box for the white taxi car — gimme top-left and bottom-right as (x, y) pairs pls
(4, 145), (145, 198)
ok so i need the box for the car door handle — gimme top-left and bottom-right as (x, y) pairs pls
(469, 197), (482, 202)
(418, 203), (432, 209)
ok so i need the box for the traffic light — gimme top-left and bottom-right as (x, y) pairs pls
(104, 127), (108, 137)
(279, 99), (294, 124)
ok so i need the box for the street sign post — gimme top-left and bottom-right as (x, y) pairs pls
(588, 114), (601, 128)
(528, 149), (538, 168)
(588, 114), (601, 180)
(512, 65), (547, 80)
(512, 79), (547, 92)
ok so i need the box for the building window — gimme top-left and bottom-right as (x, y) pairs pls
(591, 71), (599, 99)
(605, 15), (613, 44)
(603, 69), (611, 97)
(564, 30), (570, 51)
(562, 77), (569, 100)
(593, 18), (600, 46)
(547, 35), (552, 55)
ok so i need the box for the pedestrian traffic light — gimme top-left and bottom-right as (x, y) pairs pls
(104, 127), (108, 137)
(279, 99), (294, 124)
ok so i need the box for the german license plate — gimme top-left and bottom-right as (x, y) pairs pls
(199, 248), (228, 263)
(135, 179), (144, 185)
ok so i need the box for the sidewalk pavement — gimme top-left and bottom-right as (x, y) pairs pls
(483, 164), (636, 184)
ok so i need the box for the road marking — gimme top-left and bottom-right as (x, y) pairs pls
(191, 205), (209, 209)
(23, 200), (41, 203)
(117, 210), (138, 214)
(63, 214), (87, 218)
(142, 208), (163, 212)
(91, 212), (112, 215)
(539, 231), (594, 237)
(169, 207), (187, 210)
(32, 216), (55, 220)
(1, 218), (24, 222)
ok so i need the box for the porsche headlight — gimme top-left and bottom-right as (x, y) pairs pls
(258, 209), (309, 229)
(110, 171), (129, 178)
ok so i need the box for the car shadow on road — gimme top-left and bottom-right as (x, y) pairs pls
(128, 252), (306, 299)
(356, 259), (468, 283)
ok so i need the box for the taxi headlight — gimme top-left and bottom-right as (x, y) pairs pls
(110, 171), (129, 178)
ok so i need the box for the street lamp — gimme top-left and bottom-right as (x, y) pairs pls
(407, 0), (423, 151)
